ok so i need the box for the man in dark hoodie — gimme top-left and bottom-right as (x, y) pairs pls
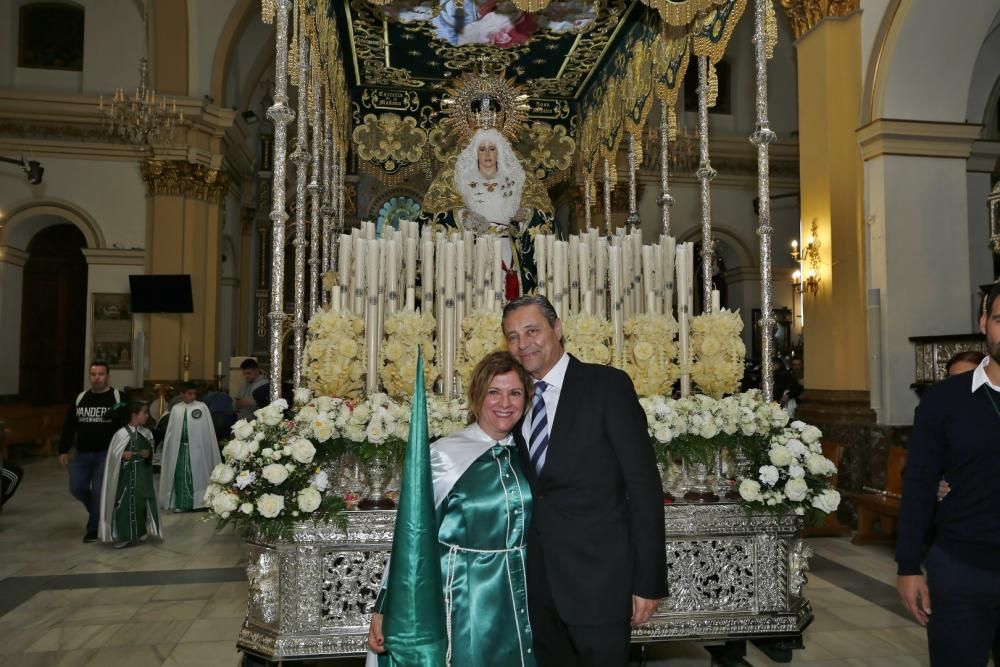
(59, 362), (121, 542)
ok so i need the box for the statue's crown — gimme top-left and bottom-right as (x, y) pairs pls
(439, 67), (530, 144)
(473, 96), (500, 131)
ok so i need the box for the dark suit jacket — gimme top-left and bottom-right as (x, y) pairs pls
(514, 355), (666, 624)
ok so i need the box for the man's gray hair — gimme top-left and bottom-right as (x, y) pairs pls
(502, 294), (566, 346)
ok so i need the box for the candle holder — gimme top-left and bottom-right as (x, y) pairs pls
(182, 354), (191, 382)
(215, 373), (225, 391)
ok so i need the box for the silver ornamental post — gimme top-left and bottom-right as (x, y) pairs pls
(290, 14), (310, 389)
(696, 55), (717, 314)
(266, 0), (294, 404)
(752, 0), (778, 401)
(627, 133), (640, 228)
(659, 101), (674, 236)
(308, 65), (322, 316)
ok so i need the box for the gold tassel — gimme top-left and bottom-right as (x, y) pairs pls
(765, 0), (778, 60)
(667, 106), (677, 142)
(707, 62), (718, 108)
(261, 0), (276, 24)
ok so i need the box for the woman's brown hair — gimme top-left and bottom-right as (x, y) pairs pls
(466, 351), (534, 423)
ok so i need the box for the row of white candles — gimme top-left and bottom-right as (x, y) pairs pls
(330, 221), (508, 397)
(326, 222), (718, 399)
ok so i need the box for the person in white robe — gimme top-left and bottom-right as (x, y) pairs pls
(159, 383), (222, 511)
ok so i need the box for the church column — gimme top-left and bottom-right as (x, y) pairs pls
(142, 159), (229, 383)
(858, 120), (983, 425)
(780, 5), (876, 480)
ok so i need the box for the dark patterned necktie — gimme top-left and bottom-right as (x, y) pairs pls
(529, 380), (549, 474)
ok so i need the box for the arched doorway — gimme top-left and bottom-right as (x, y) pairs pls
(19, 224), (88, 404)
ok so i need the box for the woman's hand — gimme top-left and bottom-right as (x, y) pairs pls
(122, 451), (133, 461)
(367, 612), (386, 653)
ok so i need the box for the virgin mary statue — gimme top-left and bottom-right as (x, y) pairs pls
(420, 105), (554, 296)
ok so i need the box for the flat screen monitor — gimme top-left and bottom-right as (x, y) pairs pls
(129, 274), (194, 313)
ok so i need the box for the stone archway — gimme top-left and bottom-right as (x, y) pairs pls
(0, 202), (102, 397)
(18, 225), (89, 404)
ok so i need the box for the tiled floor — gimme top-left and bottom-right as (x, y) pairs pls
(0, 458), (945, 666)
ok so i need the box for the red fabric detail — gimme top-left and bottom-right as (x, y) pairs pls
(503, 261), (520, 300)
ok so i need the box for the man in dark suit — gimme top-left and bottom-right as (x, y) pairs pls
(502, 295), (666, 666)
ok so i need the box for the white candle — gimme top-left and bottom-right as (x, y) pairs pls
(646, 290), (657, 316)
(595, 238), (607, 320)
(422, 239), (434, 313)
(535, 235), (547, 297)
(339, 234), (352, 307)
(406, 287), (415, 312)
(405, 238), (417, 300)
(436, 237), (446, 360)
(353, 236), (366, 315)
(608, 246), (623, 360)
(583, 289), (594, 316)
(579, 242), (590, 296)
(456, 237), (466, 326)
(711, 289), (721, 314)
(568, 236), (579, 315)
(545, 235), (555, 297)
(553, 241), (564, 314)
(365, 239), (381, 395)
(387, 240), (399, 315)
(216, 361), (222, 376)
(492, 238), (503, 310)
(642, 246), (654, 315)
(331, 285), (341, 312)
(444, 243), (456, 398)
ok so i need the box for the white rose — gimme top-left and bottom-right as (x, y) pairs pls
(769, 446), (794, 468)
(699, 422), (719, 440)
(312, 470), (330, 492)
(739, 479), (761, 502)
(245, 441), (260, 454)
(203, 483), (221, 505)
(315, 396), (334, 413)
(254, 404), (284, 426)
(211, 490), (239, 515)
(786, 439), (808, 459)
(312, 418), (334, 442)
(271, 398), (289, 411)
(256, 493), (285, 518)
(785, 477), (809, 502)
(652, 426), (672, 444)
(290, 438), (317, 464)
(296, 405), (318, 423)
(352, 403), (371, 422)
(293, 387), (313, 405)
(222, 440), (246, 461)
(788, 465), (805, 480)
(210, 464), (236, 485)
(235, 470), (256, 489)
(297, 487), (322, 512)
(239, 502), (254, 515)
(232, 420), (255, 441)
(800, 425), (822, 444)
(811, 489), (841, 513)
(261, 447), (274, 458)
(758, 465), (779, 487)
(262, 463), (290, 485)
(271, 448), (283, 460)
(807, 453), (835, 476)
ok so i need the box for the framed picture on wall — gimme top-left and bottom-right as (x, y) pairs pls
(92, 293), (133, 369)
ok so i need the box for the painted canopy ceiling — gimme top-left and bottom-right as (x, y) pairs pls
(330, 0), (643, 102)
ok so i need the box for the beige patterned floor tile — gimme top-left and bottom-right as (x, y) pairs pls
(82, 643), (174, 667)
(133, 600), (209, 622)
(25, 624), (122, 652)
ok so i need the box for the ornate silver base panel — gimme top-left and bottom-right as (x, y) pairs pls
(238, 504), (813, 659)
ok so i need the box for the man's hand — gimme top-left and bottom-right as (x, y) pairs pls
(936, 479), (951, 502)
(897, 574), (932, 626)
(631, 595), (659, 626)
(58, 453), (69, 467)
(122, 451), (133, 461)
(367, 612), (386, 653)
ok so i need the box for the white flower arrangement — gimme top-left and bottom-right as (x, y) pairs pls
(303, 309), (366, 399)
(737, 418), (841, 519)
(689, 309), (746, 399)
(380, 310), (437, 399)
(624, 314), (680, 397)
(456, 310), (506, 389)
(427, 395), (470, 439)
(205, 395), (349, 540)
(563, 313), (613, 365)
(641, 390), (789, 451)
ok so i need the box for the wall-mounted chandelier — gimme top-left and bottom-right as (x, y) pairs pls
(97, 0), (182, 146)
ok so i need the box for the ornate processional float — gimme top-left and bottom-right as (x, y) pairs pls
(223, 0), (838, 664)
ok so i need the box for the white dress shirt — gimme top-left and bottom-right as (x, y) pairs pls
(521, 352), (570, 451)
(971, 356), (1000, 393)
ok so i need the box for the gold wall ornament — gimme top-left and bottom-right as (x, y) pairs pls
(778, 0), (859, 40)
(521, 123), (577, 174)
(140, 159), (228, 203)
(352, 112), (428, 171)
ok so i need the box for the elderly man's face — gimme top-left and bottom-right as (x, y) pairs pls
(477, 141), (497, 177)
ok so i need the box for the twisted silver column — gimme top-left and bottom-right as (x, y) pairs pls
(584, 176), (592, 230)
(603, 155), (612, 237)
(266, 0), (294, 403)
(308, 67), (321, 317)
(659, 101), (674, 236)
(696, 55), (717, 313)
(321, 106), (333, 284)
(626, 133), (640, 228)
(289, 14), (309, 389)
(751, 0), (778, 401)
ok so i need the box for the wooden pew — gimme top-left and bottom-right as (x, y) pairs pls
(803, 440), (851, 537)
(848, 446), (907, 545)
(0, 403), (68, 458)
